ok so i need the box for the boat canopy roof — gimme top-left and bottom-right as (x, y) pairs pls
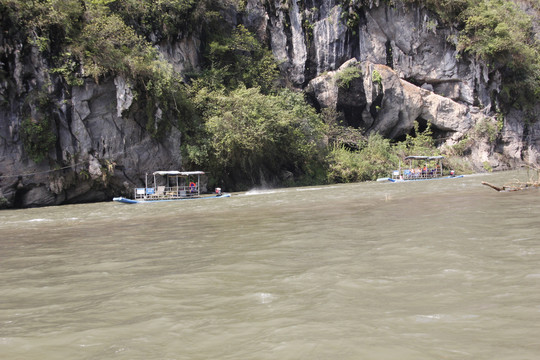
(152, 170), (205, 176)
(404, 156), (444, 160)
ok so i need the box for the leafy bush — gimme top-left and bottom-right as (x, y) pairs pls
(19, 90), (57, 163)
(334, 65), (362, 89)
(188, 86), (326, 189)
(483, 161), (493, 172)
(327, 145), (364, 183)
(371, 69), (382, 85)
(321, 107), (364, 150)
(20, 116), (56, 163)
(205, 25), (280, 93)
(458, 0), (536, 68)
(404, 121), (437, 155)
(73, 9), (154, 81)
(327, 132), (398, 182)
(473, 118), (499, 142)
(447, 135), (472, 156)
(0, 196), (9, 209)
(110, 0), (200, 39)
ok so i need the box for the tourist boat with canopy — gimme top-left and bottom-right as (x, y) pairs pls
(377, 155), (463, 182)
(113, 170), (230, 204)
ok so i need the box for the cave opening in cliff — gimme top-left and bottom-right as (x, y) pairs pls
(416, 117), (429, 135)
(403, 77), (422, 87)
(13, 187), (28, 209)
(397, 117), (453, 147)
(339, 104), (365, 129)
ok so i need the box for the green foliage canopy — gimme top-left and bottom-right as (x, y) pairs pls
(327, 133), (398, 183)
(334, 65), (363, 89)
(189, 86), (326, 189)
(457, 0), (539, 107)
(206, 25), (280, 93)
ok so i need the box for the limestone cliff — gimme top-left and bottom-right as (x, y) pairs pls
(259, 0), (538, 169)
(0, 0), (538, 208)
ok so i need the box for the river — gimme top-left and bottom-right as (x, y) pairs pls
(1, 171), (539, 359)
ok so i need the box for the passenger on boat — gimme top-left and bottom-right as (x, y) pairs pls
(403, 169), (412, 179)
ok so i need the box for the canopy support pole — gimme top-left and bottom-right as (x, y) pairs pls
(145, 173), (148, 197)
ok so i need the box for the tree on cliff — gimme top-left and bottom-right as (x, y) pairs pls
(188, 86), (327, 189)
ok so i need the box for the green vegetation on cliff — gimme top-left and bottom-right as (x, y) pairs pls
(1, 0), (537, 188)
(188, 86), (327, 189)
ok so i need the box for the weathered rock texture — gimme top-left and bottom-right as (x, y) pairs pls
(0, 0), (538, 207)
(0, 45), (183, 207)
(257, 0), (537, 168)
(306, 60), (479, 140)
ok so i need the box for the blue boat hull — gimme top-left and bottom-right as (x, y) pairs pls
(113, 193), (231, 204)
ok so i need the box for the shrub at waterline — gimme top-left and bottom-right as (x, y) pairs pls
(186, 86), (327, 189)
(327, 133), (400, 183)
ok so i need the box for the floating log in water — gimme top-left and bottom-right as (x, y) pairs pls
(482, 165), (540, 192)
(482, 181), (540, 192)
(481, 182), (505, 192)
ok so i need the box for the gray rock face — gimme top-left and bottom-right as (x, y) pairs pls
(265, 0), (504, 110)
(0, 59), (183, 208)
(268, 1), (533, 171)
(312, 4), (351, 76)
(114, 76), (134, 118)
(306, 60), (475, 140)
(157, 36), (202, 76)
(356, 3), (485, 107)
(502, 107), (540, 168)
(0, 0), (536, 207)
(288, 0), (308, 85)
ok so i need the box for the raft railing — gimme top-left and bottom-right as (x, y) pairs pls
(133, 185), (200, 200)
(393, 168), (444, 180)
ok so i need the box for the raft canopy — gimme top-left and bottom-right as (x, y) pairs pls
(152, 170), (205, 176)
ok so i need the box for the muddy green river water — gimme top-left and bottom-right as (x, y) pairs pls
(1, 171), (539, 359)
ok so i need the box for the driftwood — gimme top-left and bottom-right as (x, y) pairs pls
(481, 181), (535, 192)
(481, 182), (506, 192)
(482, 165), (540, 192)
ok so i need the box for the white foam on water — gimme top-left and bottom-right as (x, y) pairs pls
(254, 292), (275, 304)
(243, 189), (280, 196)
(415, 314), (442, 322)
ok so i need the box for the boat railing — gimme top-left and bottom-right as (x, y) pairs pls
(393, 168), (443, 180)
(133, 186), (199, 200)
